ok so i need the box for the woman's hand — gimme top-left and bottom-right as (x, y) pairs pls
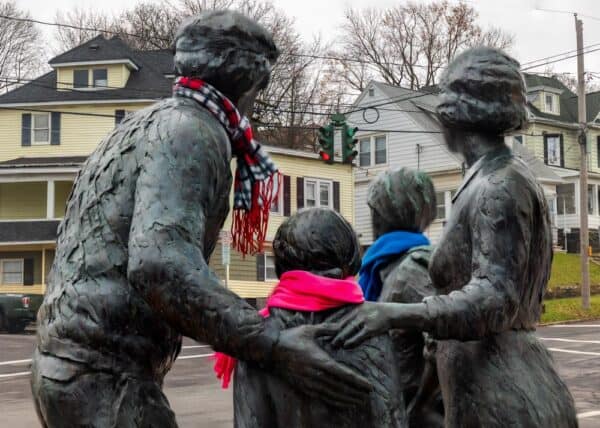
(323, 302), (427, 348)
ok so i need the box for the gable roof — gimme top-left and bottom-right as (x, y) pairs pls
(523, 73), (579, 124)
(511, 139), (563, 183)
(0, 36), (174, 105)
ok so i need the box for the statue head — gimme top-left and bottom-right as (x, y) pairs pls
(173, 10), (279, 113)
(272, 208), (361, 279)
(436, 47), (527, 153)
(368, 167), (436, 238)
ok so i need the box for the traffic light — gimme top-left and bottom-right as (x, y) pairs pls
(318, 124), (335, 164)
(342, 124), (358, 164)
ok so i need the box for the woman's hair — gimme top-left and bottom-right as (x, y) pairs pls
(368, 167), (436, 237)
(272, 208), (361, 279)
(173, 10), (279, 101)
(436, 47), (528, 134)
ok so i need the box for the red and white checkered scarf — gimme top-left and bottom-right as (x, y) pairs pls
(173, 77), (280, 256)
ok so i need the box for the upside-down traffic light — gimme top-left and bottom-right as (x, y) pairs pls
(342, 124), (358, 164)
(318, 124), (335, 164)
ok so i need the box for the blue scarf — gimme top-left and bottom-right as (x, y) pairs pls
(359, 231), (430, 301)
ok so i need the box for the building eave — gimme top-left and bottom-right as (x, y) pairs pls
(50, 59), (140, 71)
(0, 99), (157, 107)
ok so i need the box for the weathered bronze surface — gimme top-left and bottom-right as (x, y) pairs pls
(31, 11), (369, 427)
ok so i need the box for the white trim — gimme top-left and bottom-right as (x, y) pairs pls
(51, 59), (139, 71)
(0, 258), (24, 286)
(304, 178), (333, 208)
(0, 99), (156, 107)
(0, 240), (55, 245)
(0, 171), (78, 183)
(46, 180), (55, 220)
(527, 85), (563, 95)
(263, 253), (277, 281)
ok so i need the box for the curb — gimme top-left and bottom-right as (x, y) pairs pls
(539, 318), (600, 327)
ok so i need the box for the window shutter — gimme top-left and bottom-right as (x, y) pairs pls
(50, 112), (61, 145)
(23, 259), (34, 286)
(543, 135), (548, 165)
(559, 134), (565, 167)
(597, 136), (600, 168)
(333, 181), (341, 212)
(296, 177), (304, 210)
(283, 175), (291, 216)
(21, 114), (31, 147)
(115, 110), (125, 126)
(256, 253), (265, 281)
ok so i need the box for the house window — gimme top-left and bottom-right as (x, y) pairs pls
(513, 135), (523, 144)
(1, 259), (24, 285)
(93, 69), (108, 87)
(270, 187), (283, 215)
(359, 138), (371, 166)
(358, 135), (387, 167)
(435, 191), (446, 220)
(32, 113), (50, 144)
(589, 185), (596, 215)
(545, 134), (562, 166)
(545, 94), (554, 112)
(557, 183), (576, 215)
(73, 69), (88, 88)
(264, 254), (277, 281)
(304, 178), (332, 208)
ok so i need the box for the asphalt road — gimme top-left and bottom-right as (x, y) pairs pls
(0, 323), (598, 428)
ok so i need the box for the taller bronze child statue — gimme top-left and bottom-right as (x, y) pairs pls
(31, 11), (370, 427)
(331, 47), (579, 428)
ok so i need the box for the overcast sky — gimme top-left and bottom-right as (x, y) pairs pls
(17, 0), (600, 78)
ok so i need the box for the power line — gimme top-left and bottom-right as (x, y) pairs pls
(521, 47), (600, 71)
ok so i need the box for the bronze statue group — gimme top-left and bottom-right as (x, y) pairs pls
(30, 10), (579, 428)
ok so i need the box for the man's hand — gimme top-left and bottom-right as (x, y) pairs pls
(271, 324), (372, 408)
(329, 302), (394, 348)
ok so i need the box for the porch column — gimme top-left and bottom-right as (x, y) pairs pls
(444, 191), (453, 218)
(41, 248), (46, 293)
(46, 180), (55, 219)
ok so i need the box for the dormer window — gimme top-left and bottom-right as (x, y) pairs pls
(93, 69), (108, 87)
(73, 69), (88, 88)
(543, 92), (559, 114)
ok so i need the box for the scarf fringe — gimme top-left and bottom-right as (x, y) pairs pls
(232, 172), (281, 256)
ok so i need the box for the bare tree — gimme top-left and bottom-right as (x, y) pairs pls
(0, 1), (44, 91)
(332, 0), (514, 91)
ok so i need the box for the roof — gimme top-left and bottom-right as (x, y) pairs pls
(0, 36), (173, 105)
(522, 73), (578, 124)
(0, 220), (59, 243)
(49, 35), (137, 66)
(0, 156), (87, 168)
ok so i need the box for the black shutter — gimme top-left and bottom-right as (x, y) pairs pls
(333, 181), (340, 212)
(283, 175), (291, 216)
(21, 114), (31, 146)
(50, 112), (61, 145)
(296, 177), (304, 210)
(559, 133), (565, 167)
(597, 136), (600, 168)
(543, 135), (548, 165)
(23, 259), (34, 286)
(256, 253), (265, 281)
(115, 110), (125, 126)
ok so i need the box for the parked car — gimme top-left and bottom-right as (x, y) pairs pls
(0, 293), (42, 333)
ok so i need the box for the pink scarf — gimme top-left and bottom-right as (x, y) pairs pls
(212, 270), (364, 388)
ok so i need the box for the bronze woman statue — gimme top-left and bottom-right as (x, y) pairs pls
(31, 11), (369, 427)
(331, 47), (578, 427)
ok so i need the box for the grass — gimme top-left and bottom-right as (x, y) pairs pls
(541, 295), (600, 324)
(548, 252), (600, 290)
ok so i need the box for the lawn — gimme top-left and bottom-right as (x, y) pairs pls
(548, 252), (600, 290)
(541, 295), (600, 324)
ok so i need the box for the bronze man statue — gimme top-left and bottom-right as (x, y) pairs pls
(330, 47), (578, 427)
(31, 11), (370, 427)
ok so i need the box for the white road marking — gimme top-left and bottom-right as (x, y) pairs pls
(547, 348), (600, 357)
(540, 338), (600, 345)
(577, 410), (600, 419)
(182, 345), (211, 349)
(177, 353), (214, 360)
(548, 325), (600, 328)
(0, 359), (31, 366)
(0, 371), (30, 379)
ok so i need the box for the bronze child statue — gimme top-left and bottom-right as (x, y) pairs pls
(331, 47), (578, 428)
(31, 11), (369, 427)
(231, 207), (408, 428)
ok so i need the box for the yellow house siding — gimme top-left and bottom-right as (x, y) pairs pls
(209, 242), (258, 281)
(55, 64), (129, 89)
(0, 250), (43, 284)
(54, 181), (74, 218)
(0, 182), (46, 219)
(526, 123), (580, 169)
(588, 129), (600, 174)
(0, 103), (152, 162)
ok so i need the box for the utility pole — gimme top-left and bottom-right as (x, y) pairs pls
(575, 14), (591, 310)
